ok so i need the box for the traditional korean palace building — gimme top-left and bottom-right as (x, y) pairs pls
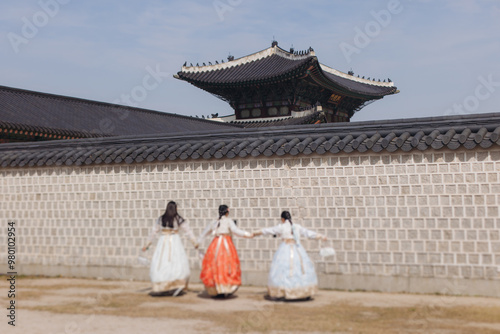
(0, 43), (499, 297)
(0, 42), (398, 142)
(175, 41), (398, 126)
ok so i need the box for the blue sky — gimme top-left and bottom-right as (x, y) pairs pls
(1, 0), (499, 122)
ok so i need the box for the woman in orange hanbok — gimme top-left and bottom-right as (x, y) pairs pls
(198, 205), (253, 297)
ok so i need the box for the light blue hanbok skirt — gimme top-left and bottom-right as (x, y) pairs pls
(150, 233), (190, 293)
(267, 241), (318, 300)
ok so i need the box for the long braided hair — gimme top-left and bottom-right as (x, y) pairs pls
(217, 204), (229, 228)
(161, 201), (184, 228)
(281, 211), (293, 235)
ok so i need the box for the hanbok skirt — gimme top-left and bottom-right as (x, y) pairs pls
(150, 233), (190, 293)
(200, 235), (241, 296)
(267, 241), (318, 300)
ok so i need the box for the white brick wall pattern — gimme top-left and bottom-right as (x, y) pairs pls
(1, 148), (499, 297)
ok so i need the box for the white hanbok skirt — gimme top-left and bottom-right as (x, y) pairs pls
(150, 233), (190, 293)
(267, 241), (318, 300)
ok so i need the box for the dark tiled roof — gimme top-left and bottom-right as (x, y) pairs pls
(321, 70), (397, 97)
(230, 111), (324, 128)
(0, 120), (107, 139)
(178, 54), (312, 84)
(176, 46), (398, 98)
(1, 112), (499, 168)
(0, 85), (239, 138)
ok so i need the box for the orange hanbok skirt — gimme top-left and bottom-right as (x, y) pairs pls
(200, 235), (241, 296)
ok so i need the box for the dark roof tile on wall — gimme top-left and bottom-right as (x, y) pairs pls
(1, 112), (500, 168)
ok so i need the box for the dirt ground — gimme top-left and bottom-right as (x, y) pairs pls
(1, 277), (500, 334)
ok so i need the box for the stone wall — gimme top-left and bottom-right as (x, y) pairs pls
(1, 147), (499, 296)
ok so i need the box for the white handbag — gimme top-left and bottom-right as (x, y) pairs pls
(319, 239), (336, 258)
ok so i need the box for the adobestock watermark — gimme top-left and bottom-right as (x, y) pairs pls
(7, 0), (71, 54)
(235, 300), (275, 334)
(111, 64), (170, 109)
(444, 74), (500, 116)
(339, 0), (411, 63)
(213, 0), (243, 21)
(93, 64), (170, 135)
(71, 63), (169, 153)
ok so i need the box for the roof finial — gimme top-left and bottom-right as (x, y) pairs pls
(228, 53), (234, 61)
(348, 69), (354, 76)
(271, 36), (278, 47)
(290, 44), (294, 53)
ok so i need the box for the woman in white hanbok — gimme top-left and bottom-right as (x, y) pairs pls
(254, 211), (326, 300)
(142, 201), (198, 295)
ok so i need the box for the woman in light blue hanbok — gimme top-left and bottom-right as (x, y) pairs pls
(254, 211), (326, 300)
(142, 201), (198, 295)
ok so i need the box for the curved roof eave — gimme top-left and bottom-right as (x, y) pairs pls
(175, 43), (398, 99)
(308, 63), (398, 98)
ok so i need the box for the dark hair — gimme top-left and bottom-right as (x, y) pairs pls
(281, 211), (293, 235)
(219, 204), (229, 220)
(217, 204), (229, 227)
(161, 201), (184, 228)
(281, 211), (292, 223)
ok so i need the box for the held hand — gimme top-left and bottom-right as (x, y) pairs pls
(316, 235), (327, 241)
(142, 242), (152, 252)
(252, 230), (263, 237)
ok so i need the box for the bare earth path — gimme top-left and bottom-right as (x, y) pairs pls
(1, 277), (500, 333)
